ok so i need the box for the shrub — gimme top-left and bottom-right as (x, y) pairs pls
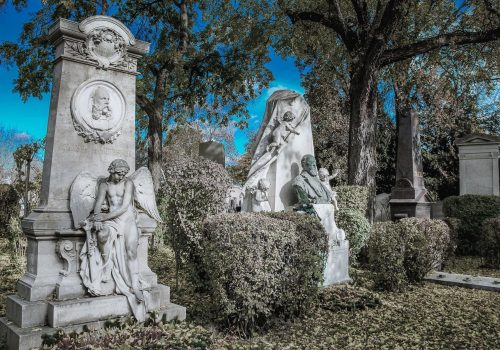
(161, 157), (232, 283)
(443, 195), (500, 255)
(368, 218), (450, 291)
(336, 209), (371, 261)
(200, 212), (327, 335)
(479, 217), (500, 268)
(334, 185), (369, 213)
(0, 184), (19, 237)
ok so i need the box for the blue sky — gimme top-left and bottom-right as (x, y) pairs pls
(0, 1), (303, 155)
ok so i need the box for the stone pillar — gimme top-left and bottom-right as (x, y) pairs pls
(389, 110), (432, 219)
(456, 134), (500, 196)
(1, 16), (184, 350)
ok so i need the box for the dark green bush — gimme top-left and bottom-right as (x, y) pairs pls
(479, 216), (500, 268)
(161, 157), (232, 283)
(443, 195), (500, 255)
(334, 186), (369, 213)
(0, 184), (19, 237)
(200, 212), (327, 335)
(369, 218), (450, 291)
(337, 209), (371, 261)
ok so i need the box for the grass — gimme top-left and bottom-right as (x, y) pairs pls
(1, 240), (500, 349)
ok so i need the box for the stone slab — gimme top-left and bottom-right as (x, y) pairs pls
(0, 303), (185, 350)
(323, 240), (351, 286)
(425, 271), (500, 292)
(199, 141), (225, 166)
(5, 295), (48, 329)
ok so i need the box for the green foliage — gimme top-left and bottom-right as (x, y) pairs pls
(199, 212), (327, 336)
(40, 319), (213, 349)
(0, 184), (19, 237)
(317, 286), (381, 312)
(334, 186), (369, 213)
(161, 157), (232, 283)
(442, 195), (500, 255)
(479, 216), (500, 268)
(369, 218), (450, 291)
(336, 209), (370, 262)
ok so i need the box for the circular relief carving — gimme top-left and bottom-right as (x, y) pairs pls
(87, 28), (126, 68)
(71, 79), (126, 144)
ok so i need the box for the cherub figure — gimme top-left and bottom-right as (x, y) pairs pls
(252, 179), (271, 212)
(266, 111), (300, 153)
(318, 167), (339, 212)
(70, 159), (162, 322)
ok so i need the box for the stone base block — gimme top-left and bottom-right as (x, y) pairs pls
(389, 199), (431, 220)
(425, 271), (500, 292)
(0, 303), (186, 350)
(323, 240), (351, 286)
(6, 295), (48, 328)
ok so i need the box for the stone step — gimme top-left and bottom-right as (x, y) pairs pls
(425, 271), (500, 292)
(0, 303), (186, 350)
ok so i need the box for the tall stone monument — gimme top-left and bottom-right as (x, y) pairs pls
(0, 16), (184, 350)
(242, 90), (314, 211)
(456, 134), (500, 196)
(390, 110), (432, 219)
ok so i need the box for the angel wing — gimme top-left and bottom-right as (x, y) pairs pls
(129, 167), (162, 223)
(69, 172), (99, 229)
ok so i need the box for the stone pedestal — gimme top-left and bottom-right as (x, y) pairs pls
(456, 134), (500, 196)
(390, 110), (432, 219)
(0, 16), (185, 350)
(313, 204), (351, 286)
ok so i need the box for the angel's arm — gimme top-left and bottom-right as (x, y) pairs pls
(101, 180), (134, 221)
(285, 122), (300, 135)
(93, 182), (107, 216)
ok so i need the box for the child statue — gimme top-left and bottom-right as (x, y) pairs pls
(318, 167), (339, 212)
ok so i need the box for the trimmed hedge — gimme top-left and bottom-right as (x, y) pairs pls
(0, 184), (19, 237)
(334, 186), (369, 213)
(479, 217), (500, 268)
(200, 212), (327, 335)
(337, 209), (370, 261)
(443, 195), (500, 255)
(369, 218), (450, 291)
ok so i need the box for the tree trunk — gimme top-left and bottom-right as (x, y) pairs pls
(148, 110), (163, 192)
(347, 68), (378, 189)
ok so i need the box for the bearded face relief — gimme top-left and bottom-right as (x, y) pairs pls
(91, 86), (112, 120)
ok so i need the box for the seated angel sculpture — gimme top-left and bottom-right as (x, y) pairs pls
(70, 159), (162, 322)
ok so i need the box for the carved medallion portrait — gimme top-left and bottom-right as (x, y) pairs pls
(71, 79), (126, 144)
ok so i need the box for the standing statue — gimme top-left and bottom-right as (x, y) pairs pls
(318, 168), (339, 212)
(246, 178), (271, 213)
(70, 159), (162, 322)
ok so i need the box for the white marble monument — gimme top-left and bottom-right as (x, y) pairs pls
(242, 90), (314, 211)
(0, 16), (184, 350)
(456, 134), (500, 196)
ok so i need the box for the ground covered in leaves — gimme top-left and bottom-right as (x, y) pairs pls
(1, 240), (499, 349)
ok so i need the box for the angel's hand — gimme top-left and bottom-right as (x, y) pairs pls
(94, 221), (103, 231)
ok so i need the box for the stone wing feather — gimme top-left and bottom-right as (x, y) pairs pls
(130, 167), (162, 222)
(70, 171), (98, 228)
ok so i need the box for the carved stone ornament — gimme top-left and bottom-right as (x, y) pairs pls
(71, 79), (126, 143)
(57, 240), (77, 277)
(87, 28), (126, 68)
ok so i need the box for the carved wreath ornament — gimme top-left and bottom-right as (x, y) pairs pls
(65, 27), (136, 70)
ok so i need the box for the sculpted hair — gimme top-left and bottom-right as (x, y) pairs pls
(108, 159), (130, 174)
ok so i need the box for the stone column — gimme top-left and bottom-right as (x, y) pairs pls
(389, 110), (432, 219)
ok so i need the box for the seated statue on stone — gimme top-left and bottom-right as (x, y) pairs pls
(266, 111), (300, 153)
(292, 155), (333, 213)
(70, 159), (162, 322)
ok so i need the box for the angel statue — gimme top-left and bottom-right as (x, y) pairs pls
(70, 159), (162, 322)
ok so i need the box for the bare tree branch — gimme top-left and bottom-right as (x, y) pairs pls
(380, 27), (500, 66)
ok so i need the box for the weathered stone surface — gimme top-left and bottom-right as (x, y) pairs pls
(199, 141), (225, 166)
(243, 90), (314, 212)
(425, 271), (500, 293)
(390, 110), (432, 219)
(5, 296), (48, 328)
(456, 133), (500, 196)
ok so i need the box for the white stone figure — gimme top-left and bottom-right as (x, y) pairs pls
(242, 90), (314, 212)
(249, 179), (271, 213)
(266, 111), (300, 153)
(318, 168), (339, 212)
(70, 159), (162, 322)
(91, 86), (112, 120)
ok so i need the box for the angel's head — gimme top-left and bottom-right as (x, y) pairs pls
(282, 111), (295, 122)
(318, 168), (329, 182)
(108, 159), (130, 183)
